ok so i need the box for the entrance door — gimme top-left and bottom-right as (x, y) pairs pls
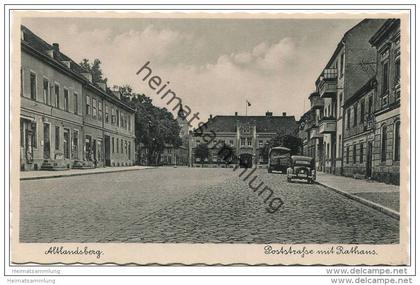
(92, 139), (97, 166)
(366, 142), (373, 178)
(104, 136), (111, 166)
(43, 123), (50, 159)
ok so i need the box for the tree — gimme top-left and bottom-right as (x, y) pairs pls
(217, 144), (235, 164)
(79, 58), (108, 84)
(119, 86), (182, 165)
(195, 143), (210, 166)
(261, 134), (303, 161)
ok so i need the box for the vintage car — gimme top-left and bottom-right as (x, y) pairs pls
(268, 146), (291, 173)
(286, 155), (316, 183)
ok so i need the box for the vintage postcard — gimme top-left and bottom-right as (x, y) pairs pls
(9, 8), (411, 268)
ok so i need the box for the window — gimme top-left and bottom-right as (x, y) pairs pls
(229, 140), (234, 145)
(73, 93), (78, 114)
(72, 130), (79, 159)
(381, 125), (387, 162)
(346, 147), (349, 164)
(63, 89), (69, 111)
(128, 116), (131, 131)
(98, 101), (103, 121)
(63, 128), (70, 159)
(339, 93), (343, 117)
(55, 126), (60, 150)
(121, 140), (124, 154)
(368, 96), (373, 114)
(339, 53), (344, 78)
(360, 143), (364, 163)
(327, 143), (330, 159)
(112, 137), (115, 153)
(353, 104), (358, 127)
(394, 121), (400, 161)
(347, 109), (351, 129)
(54, 84), (60, 108)
(86, 95), (91, 115)
(30, 72), (36, 100)
(116, 110), (120, 127)
(259, 140), (263, 148)
(360, 100), (365, 123)
(247, 137), (252, 146)
(353, 144), (357, 164)
(92, 98), (97, 118)
(111, 108), (116, 124)
(128, 142), (131, 160)
(338, 135), (342, 158)
(43, 78), (49, 105)
(240, 137), (246, 146)
(20, 69), (24, 96)
(382, 61), (389, 96)
(117, 138), (119, 153)
(105, 105), (109, 123)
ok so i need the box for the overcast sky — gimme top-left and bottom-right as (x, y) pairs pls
(22, 17), (361, 124)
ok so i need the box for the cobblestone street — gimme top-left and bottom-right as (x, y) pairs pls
(20, 167), (399, 244)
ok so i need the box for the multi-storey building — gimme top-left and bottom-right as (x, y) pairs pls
(314, 19), (386, 174)
(192, 112), (298, 167)
(342, 77), (376, 178)
(298, 92), (324, 170)
(369, 19), (401, 184)
(20, 25), (135, 171)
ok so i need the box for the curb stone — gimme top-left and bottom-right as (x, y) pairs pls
(315, 181), (400, 220)
(20, 167), (157, 181)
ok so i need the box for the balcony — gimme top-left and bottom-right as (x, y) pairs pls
(309, 93), (324, 110)
(309, 126), (323, 140)
(319, 117), (337, 134)
(318, 68), (337, 98)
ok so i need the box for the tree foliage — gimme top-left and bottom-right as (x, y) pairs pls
(120, 86), (182, 165)
(195, 143), (210, 164)
(79, 58), (108, 84)
(261, 134), (303, 161)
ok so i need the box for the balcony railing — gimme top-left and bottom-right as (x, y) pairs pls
(319, 117), (337, 134)
(310, 96), (324, 110)
(318, 68), (338, 98)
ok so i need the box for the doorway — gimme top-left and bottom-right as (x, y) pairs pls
(366, 142), (373, 178)
(104, 135), (111, 166)
(43, 123), (50, 159)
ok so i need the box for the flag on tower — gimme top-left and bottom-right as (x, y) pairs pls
(246, 100), (251, 107)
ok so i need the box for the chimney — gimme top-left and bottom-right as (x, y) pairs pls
(52, 43), (59, 51)
(235, 112), (238, 116)
(282, 112), (287, 116)
(265, 111), (273, 117)
(81, 72), (93, 83)
(97, 81), (107, 91)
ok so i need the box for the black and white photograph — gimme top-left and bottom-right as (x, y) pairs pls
(7, 6), (413, 273)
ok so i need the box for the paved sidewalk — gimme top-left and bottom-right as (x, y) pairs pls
(20, 165), (155, 181)
(316, 172), (400, 219)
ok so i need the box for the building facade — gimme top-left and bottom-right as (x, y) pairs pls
(369, 19), (401, 184)
(192, 112), (298, 167)
(20, 25), (135, 171)
(342, 77), (376, 178)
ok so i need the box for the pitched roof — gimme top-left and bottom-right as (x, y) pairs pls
(21, 25), (135, 113)
(198, 115), (298, 134)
